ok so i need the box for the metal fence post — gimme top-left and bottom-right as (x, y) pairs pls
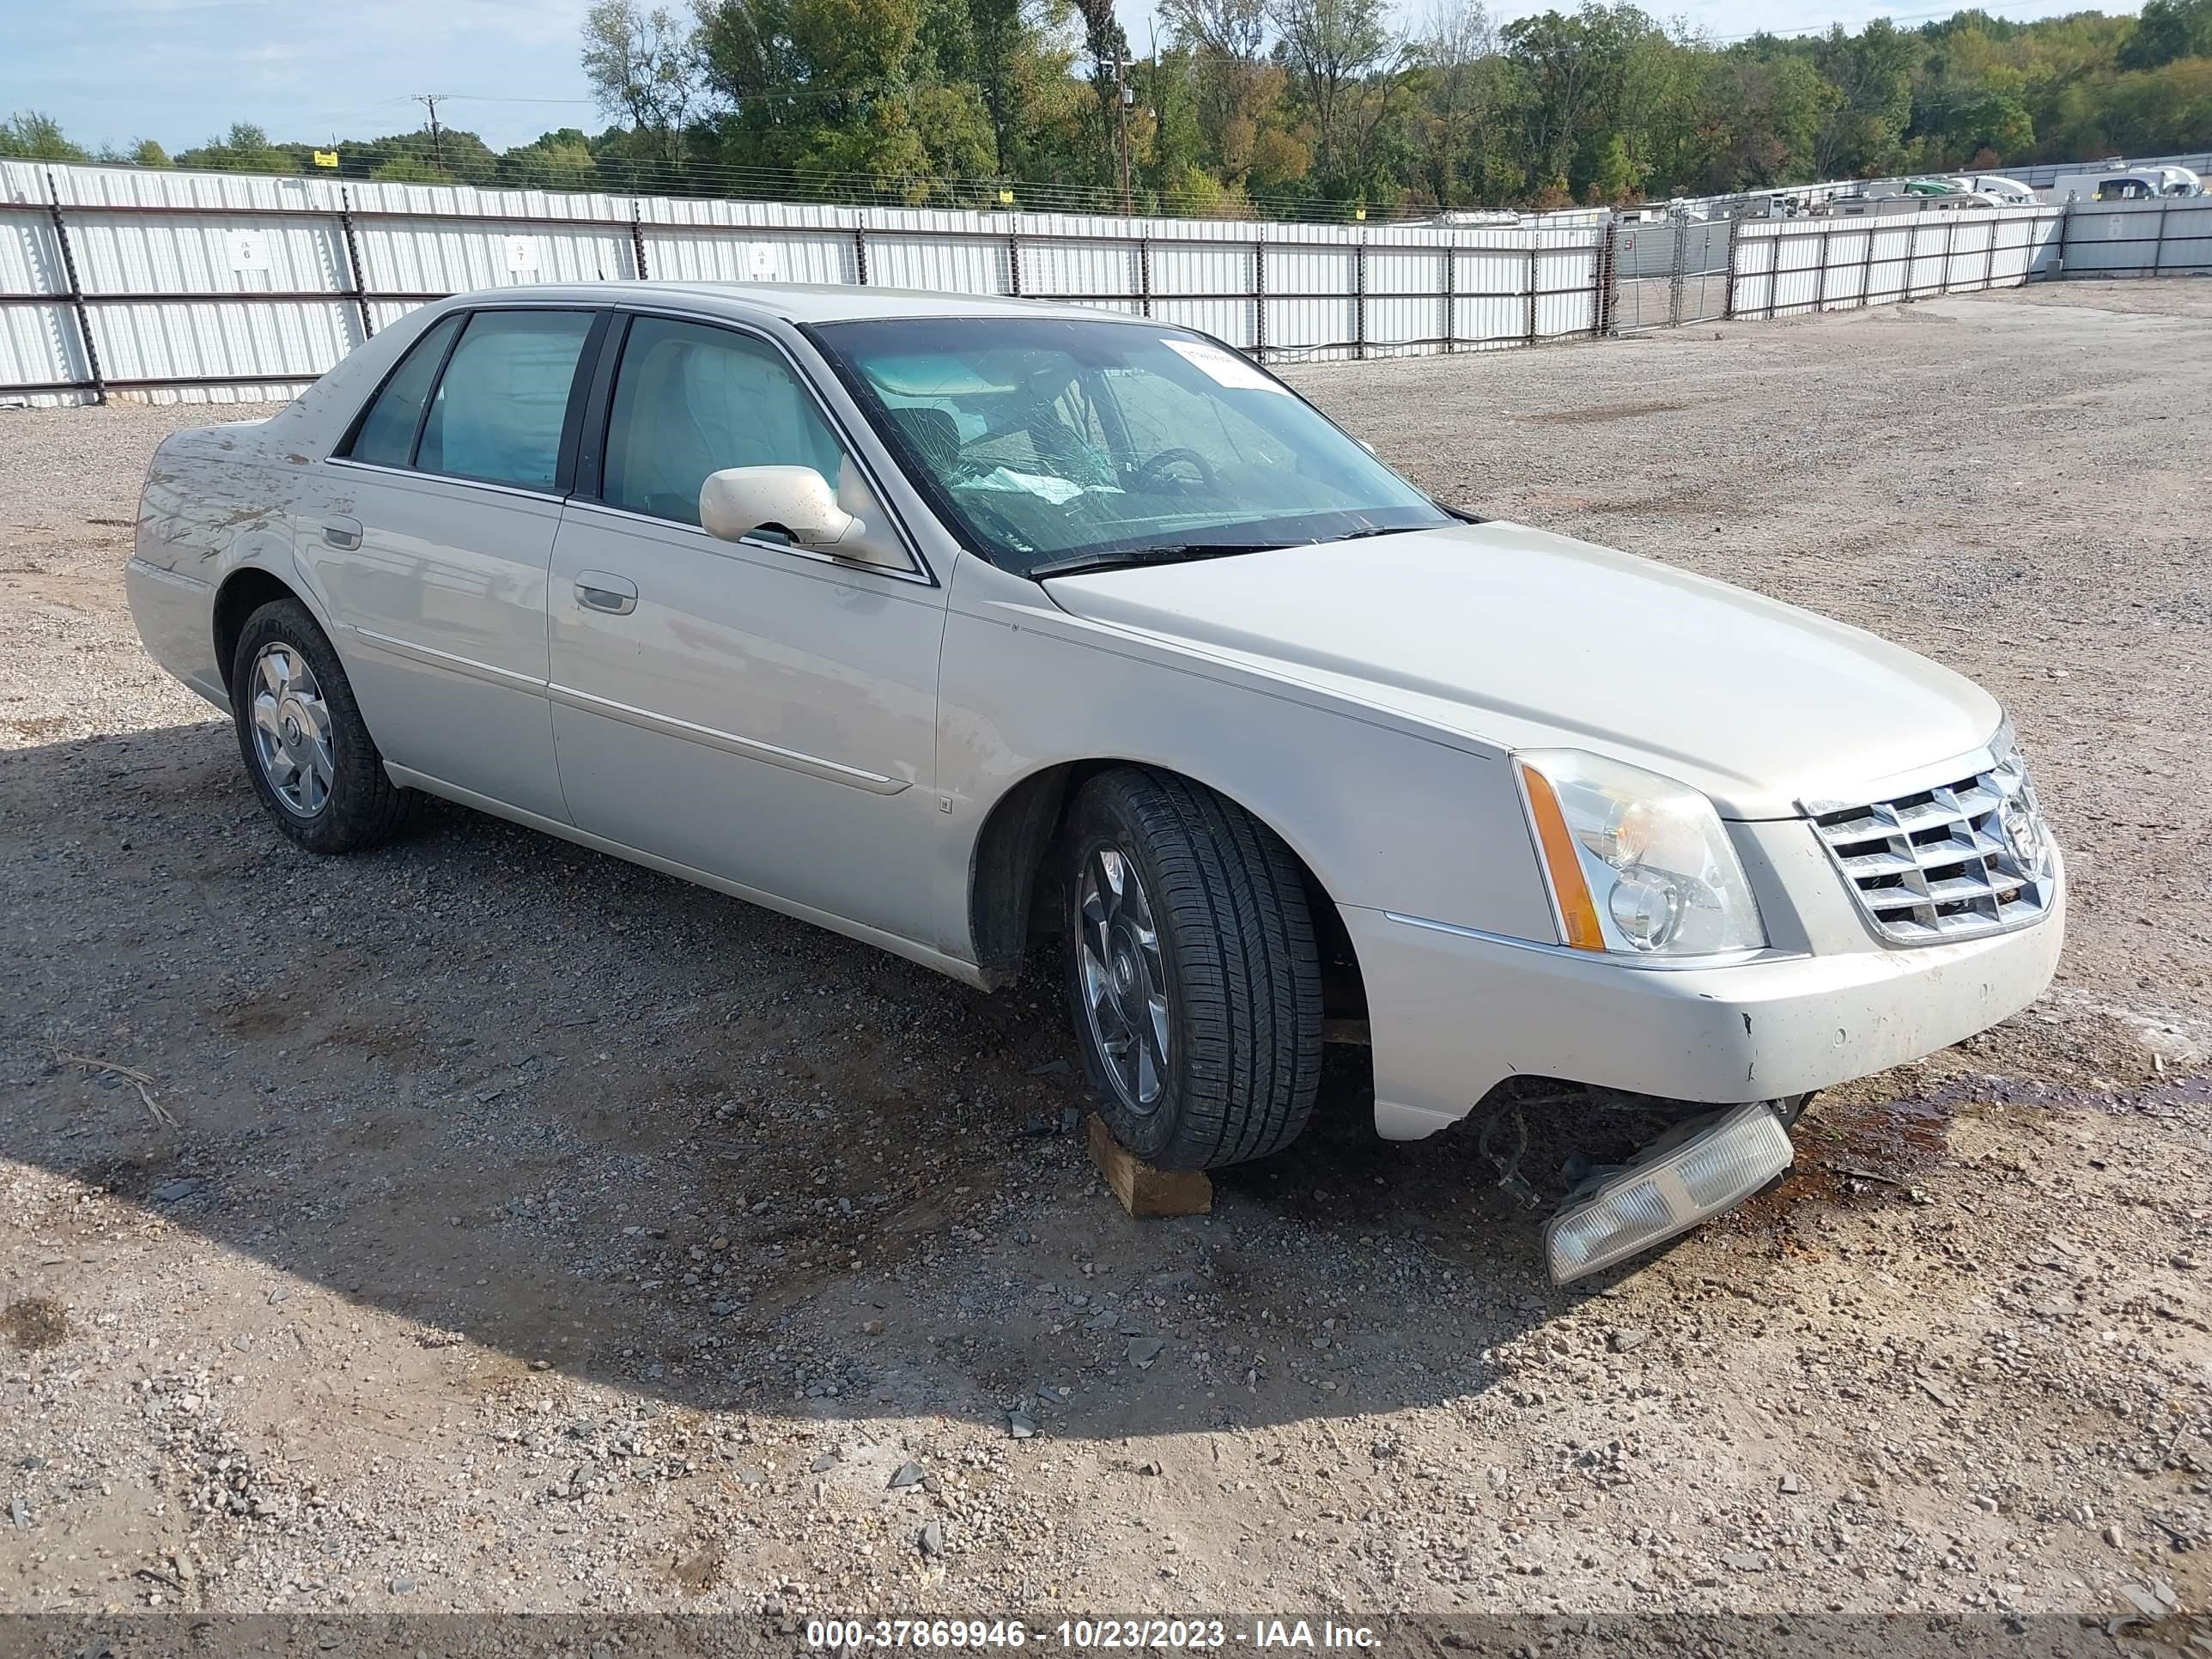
(1814, 222), (1834, 313)
(1354, 236), (1367, 360)
(45, 173), (104, 406)
(2056, 202), (2072, 278)
(1666, 220), (1686, 328)
(337, 189), (374, 341)
(1591, 222), (1614, 337)
(1442, 240), (1455, 354)
(2154, 199), (2171, 276)
(1938, 216), (1959, 296)
(1252, 234), (1267, 362)
(1721, 216), (1741, 321)
(1525, 238), (1540, 344)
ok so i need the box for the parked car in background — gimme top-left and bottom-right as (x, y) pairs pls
(125, 283), (2065, 1280)
(2046, 164), (2204, 202)
(1947, 174), (2039, 204)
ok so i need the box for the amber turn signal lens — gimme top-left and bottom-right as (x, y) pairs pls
(1517, 763), (1607, 951)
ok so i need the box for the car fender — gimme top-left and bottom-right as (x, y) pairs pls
(934, 553), (1558, 965)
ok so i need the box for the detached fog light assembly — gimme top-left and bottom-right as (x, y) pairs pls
(1545, 1101), (1795, 1284)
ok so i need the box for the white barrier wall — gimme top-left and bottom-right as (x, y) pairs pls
(0, 161), (1604, 406)
(2, 159), (2200, 407)
(2055, 197), (2212, 276)
(1727, 205), (2066, 319)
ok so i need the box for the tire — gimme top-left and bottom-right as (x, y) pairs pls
(1060, 768), (1324, 1170)
(228, 597), (413, 854)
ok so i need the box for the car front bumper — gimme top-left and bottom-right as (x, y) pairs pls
(1342, 847), (2065, 1140)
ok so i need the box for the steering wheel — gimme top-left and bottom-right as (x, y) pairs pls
(1132, 447), (1217, 490)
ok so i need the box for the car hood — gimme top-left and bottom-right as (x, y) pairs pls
(1040, 521), (2001, 820)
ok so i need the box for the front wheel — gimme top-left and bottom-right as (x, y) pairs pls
(1060, 769), (1324, 1170)
(229, 597), (414, 854)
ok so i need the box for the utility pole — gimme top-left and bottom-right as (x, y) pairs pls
(1111, 54), (1133, 217)
(411, 93), (448, 173)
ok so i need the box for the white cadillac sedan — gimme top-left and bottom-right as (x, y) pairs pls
(127, 283), (2063, 1279)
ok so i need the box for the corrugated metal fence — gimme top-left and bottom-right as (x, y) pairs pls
(2052, 195), (2212, 276)
(1725, 205), (2066, 318)
(0, 161), (2196, 407)
(0, 161), (1604, 407)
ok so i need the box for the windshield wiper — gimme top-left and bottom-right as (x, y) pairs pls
(1028, 543), (1289, 580)
(1328, 523), (1429, 542)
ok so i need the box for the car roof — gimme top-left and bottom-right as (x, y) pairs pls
(459, 281), (1136, 328)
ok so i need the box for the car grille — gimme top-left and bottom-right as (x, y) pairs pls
(1810, 754), (2056, 945)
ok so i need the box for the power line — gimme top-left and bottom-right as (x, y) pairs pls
(1702, 0), (2109, 44)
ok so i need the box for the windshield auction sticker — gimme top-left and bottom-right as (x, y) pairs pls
(1161, 338), (1289, 393)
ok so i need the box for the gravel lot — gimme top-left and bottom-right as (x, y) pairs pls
(2, 282), (2208, 1637)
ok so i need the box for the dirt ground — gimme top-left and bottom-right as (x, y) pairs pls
(2, 282), (2208, 1638)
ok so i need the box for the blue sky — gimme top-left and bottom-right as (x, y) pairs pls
(8, 0), (2125, 157)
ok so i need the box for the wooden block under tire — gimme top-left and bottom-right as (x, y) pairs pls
(1088, 1115), (1213, 1218)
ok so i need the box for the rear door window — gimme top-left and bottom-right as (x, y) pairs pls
(416, 310), (598, 491)
(346, 313), (463, 468)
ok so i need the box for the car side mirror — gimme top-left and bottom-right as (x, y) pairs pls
(699, 465), (860, 551)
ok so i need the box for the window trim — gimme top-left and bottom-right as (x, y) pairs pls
(334, 303), (610, 499)
(404, 312), (471, 470)
(580, 305), (933, 586)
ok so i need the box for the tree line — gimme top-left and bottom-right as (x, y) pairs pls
(4, 0), (2210, 217)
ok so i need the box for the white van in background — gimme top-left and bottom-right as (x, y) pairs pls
(2045, 164), (2203, 203)
(1948, 174), (2039, 204)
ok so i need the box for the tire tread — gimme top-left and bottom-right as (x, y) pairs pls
(1065, 769), (1323, 1170)
(230, 598), (415, 854)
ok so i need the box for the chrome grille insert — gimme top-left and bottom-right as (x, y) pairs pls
(1810, 751), (2056, 945)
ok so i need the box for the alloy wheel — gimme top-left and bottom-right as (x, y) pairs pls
(1075, 844), (1172, 1112)
(246, 641), (336, 817)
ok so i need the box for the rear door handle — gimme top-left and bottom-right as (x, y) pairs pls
(322, 518), (362, 550)
(575, 571), (638, 616)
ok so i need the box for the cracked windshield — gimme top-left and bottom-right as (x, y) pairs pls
(815, 317), (1453, 576)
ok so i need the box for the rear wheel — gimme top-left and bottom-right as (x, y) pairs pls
(229, 597), (413, 854)
(1060, 769), (1324, 1170)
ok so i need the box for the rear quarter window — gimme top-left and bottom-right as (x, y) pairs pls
(346, 313), (463, 469)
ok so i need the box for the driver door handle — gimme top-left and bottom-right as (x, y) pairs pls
(575, 571), (637, 616)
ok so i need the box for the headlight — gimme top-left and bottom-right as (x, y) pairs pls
(1513, 750), (1767, 957)
(1987, 716), (2051, 871)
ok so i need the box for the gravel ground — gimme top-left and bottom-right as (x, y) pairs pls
(1, 281), (2207, 1638)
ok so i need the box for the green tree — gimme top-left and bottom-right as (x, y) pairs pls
(1810, 19), (1918, 176)
(1270, 0), (1401, 192)
(2118, 0), (2212, 72)
(0, 111), (90, 161)
(176, 123), (297, 173)
(582, 0), (706, 167)
(1501, 6), (1647, 198)
(501, 130), (602, 191)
